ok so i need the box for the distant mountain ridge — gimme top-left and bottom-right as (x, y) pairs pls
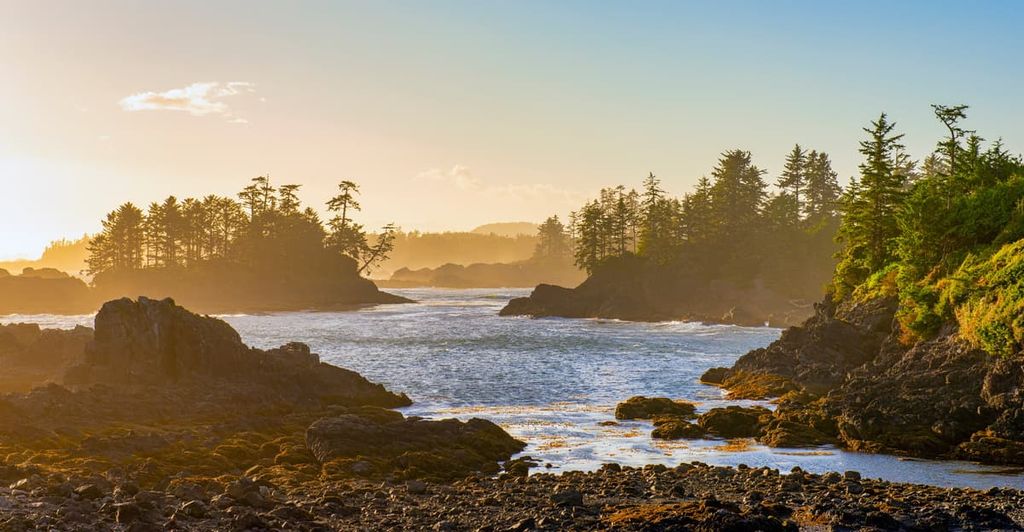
(470, 222), (539, 238)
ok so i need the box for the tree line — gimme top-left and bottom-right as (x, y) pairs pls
(86, 177), (396, 277)
(558, 146), (842, 281)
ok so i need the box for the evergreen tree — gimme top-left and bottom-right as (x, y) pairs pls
(777, 144), (807, 220)
(634, 170), (675, 261)
(87, 203), (145, 274)
(834, 113), (907, 291)
(680, 176), (714, 244)
(803, 150), (841, 227)
(709, 149), (767, 242)
(534, 216), (571, 261)
(326, 180), (368, 261)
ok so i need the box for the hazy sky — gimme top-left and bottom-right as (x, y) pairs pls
(2, 1), (1023, 258)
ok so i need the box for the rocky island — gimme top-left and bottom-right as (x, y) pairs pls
(500, 255), (818, 327)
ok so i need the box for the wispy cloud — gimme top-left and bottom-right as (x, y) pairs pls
(415, 164), (482, 190)
(119, 82), (255, 122)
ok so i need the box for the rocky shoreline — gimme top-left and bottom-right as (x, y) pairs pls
(2, 456), (1021, 530)
(1, 297), (1023, 530)
(686, 296), (1024, 467)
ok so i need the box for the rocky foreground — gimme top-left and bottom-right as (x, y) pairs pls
(0, 297), (1022, 530)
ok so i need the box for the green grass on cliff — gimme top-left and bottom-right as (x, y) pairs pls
(856, 239), (1024, 356)
(949, 240), (1024, 357)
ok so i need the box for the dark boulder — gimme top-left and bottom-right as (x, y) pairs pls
(305, 408), (525, 480)
(699, 367), (731, 385)
(651, 419), (705, 440)
(614, 396), (697, 420)
(499, 284), (586, 318)
(698, 406), (771, 438)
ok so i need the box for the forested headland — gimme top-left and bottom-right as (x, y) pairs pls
(503, 143), (843, 325)
(683, 106), (1024, 466)
(0, 178), (408, 314)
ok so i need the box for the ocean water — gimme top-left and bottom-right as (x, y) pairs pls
(5, 288), (1023, 490)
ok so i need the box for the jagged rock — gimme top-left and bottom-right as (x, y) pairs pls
(305, 408), (525, 480)
(759, 419), (834, 448)
(727, 298), (896, 394)
(614, 396), (696, 420)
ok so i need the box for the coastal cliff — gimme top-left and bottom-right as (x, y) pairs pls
(701, 295), (1024, 465)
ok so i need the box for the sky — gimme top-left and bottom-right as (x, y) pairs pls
(2, 1), (1023, 259)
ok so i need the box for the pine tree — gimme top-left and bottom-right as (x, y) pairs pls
(680, 176), (714, 243)
(835, 113), (907, 289)
(803, 150), (841, 227)
(777, 144), (807, 221)
(87, 203), (145, 275)
(638, 172), (679, 262)
(709, 149), (767, 242)
(534, 216), (570, 261)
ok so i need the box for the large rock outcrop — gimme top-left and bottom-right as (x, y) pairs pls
(706, 296), (1024, 464)
(65, 296), (410, 408)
